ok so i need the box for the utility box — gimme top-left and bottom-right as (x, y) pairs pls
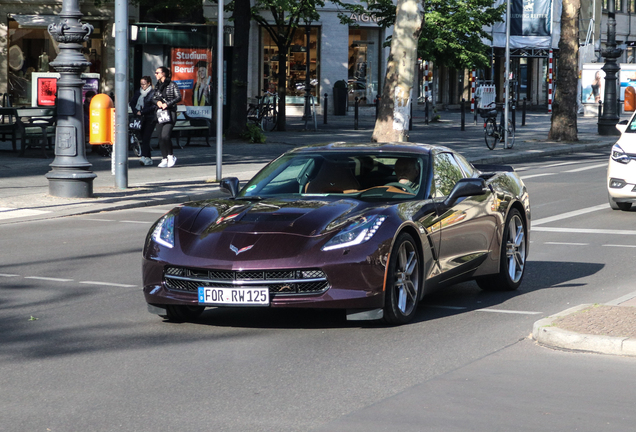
(89, 93), (115, 145)
(625, 86), (636, 112)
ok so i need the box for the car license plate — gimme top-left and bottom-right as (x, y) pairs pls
(198, 287), (270, 306)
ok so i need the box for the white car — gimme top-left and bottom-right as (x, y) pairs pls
(608, 118), (636, 211)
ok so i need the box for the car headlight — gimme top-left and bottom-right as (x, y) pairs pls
(151, 214), (176, 248)
(611, 144), (631, 164)
(322, 215), (387, 251)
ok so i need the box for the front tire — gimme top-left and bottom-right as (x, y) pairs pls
(609, 195), (632, 211)
(477, 209), (527, 291)
(384, 233), (421, 325)
(165, 305), (205, 322)
(484, 118), (497, 150)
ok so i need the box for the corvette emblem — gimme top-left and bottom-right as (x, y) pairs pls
(230, 244), (254, 255)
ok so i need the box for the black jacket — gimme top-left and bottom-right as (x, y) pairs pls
(130, 88), (156, 119)
(153, 80), (182, 113)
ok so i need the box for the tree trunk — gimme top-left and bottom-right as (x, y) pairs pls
(548, 0), (580, 141)
(226, 0), (250, 139)
(372, 0), (424, 142)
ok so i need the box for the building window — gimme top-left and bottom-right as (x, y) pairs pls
(348, 28), (380, 107)
(629, 0), (636, 12)
(261, 27), (319, 104)
(603, 0), (623, 10)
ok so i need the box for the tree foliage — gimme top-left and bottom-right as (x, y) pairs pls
(336, 0), (504, 69)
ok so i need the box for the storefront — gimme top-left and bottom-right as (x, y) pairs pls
(0, 3), (120, 107)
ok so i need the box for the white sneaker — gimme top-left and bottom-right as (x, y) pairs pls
(158, 158), (168, 168)
(167, 155), (177, 168)
(142, 157), (153, 166)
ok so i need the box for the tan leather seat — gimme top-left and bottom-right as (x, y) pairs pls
(305, 160), (360, 193)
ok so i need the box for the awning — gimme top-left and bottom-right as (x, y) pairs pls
(9, 14), (109, 28)
(133, 23), (214, 47)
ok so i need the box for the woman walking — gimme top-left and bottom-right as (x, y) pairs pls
(153, 66), (181, 168)
(130, 76), (156, 166)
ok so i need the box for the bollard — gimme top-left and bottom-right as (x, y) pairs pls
(461, 98), (465, 131)
(511, 102), (516, 130)
(598, 100), (603, 123)
(522, 98), (526, 126)
(409, 100), (413, 131)
(354, 97), (359, 130)
(323, 93), (328, 124)
(425, 98), (429, 125)
(474, 101), (478, 125)
(375, 94), (380, 120)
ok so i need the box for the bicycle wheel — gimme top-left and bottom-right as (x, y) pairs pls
(130, 134), (142, 157)
(247, 105), (259, 126)
(261, 107), (277, 131)
(484, 118), (497, 150)
(505, 119), (515, 149)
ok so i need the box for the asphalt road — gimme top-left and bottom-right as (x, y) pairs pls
(1, 149), (635, 431)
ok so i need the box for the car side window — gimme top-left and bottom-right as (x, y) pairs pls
(453, 153), (476, 178)
(432, 152), (465, 198)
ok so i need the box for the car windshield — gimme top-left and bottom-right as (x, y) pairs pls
(237, 152), (429, 200)
(625, 115), (636, 133)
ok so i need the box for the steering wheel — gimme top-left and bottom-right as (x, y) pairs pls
(383, 182), (416, 194)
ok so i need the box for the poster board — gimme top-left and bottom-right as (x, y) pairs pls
(171, 48), (213, 119)
(581, 64), (605, 105)
(31, 72), (101, 107)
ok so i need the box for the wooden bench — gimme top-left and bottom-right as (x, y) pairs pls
(0, 107), (19, 151)
(15, 107), (56, 158)
(171, 112), (213, 148)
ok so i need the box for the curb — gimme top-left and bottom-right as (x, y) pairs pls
(532, 304), (636, 357)
(470, 141), (614, 165)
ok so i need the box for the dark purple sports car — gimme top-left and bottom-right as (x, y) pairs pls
(142, 142), (530, 324)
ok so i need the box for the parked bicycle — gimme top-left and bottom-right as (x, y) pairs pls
(481, 103), (515, 150)
(247, 91), (278, 131)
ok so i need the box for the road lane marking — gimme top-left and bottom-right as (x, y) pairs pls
(83, 218), (116, 222)
(535, 227), (636, 235)
(120, 220), (152, 224)
(0, 208), (51, 220)
(603, 244), (636, 248)
(24, 276), (74, 282)
(520, 173), (557, 180)
(544, 242), (589, 246)
(477, 308), (542, 315)
(532, 204), (608, 226)
(0, 273), (19, 277)
(564, 162), (608, 173)
(79, 281), (137, 288)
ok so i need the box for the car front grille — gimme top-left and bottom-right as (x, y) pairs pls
(164, 266), (330, 296)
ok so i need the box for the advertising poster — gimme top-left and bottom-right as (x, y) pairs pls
(37, 77), (57, 106)
(510, 0), (552, 37)
(171, 48), (213, 118)
(581, 65), (605, 105)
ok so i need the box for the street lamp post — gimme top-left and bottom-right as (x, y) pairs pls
(598, 0), (623, 136)
(46, 0), (96, 198)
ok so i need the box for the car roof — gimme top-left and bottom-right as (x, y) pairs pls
(289, 142), (452, 155)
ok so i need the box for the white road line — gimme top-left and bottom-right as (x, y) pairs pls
(532, 204), (609, 226)
(427, 305), (468, 310)
(564, 162), (608, 173)
(477, 308), (542, 315)
(83, 218), (116, 222)
(603, 244), (636, 248)
(0, 208), (51, 220)
(134, 209), (172, 214)
(535, 227), (636, 235)
(520, 173), (557, 180)
(0, 273), (19, 277)
(79, 281), (137, 288)
(544, 242), (589, 246)
(543, 161), (585, 168)
(24, 276), (74, 282)
(120, 220), (152, 224)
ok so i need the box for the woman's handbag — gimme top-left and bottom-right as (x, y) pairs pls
(156, 109), (171, 124)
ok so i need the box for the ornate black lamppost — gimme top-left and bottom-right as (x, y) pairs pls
(46, 0), (96, 197)
(598, 0), (623, 136)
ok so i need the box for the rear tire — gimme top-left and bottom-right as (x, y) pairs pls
(484, 118), (497, 150)
(384, 233), (421, 325)
(165, 305), (205, 322)
(506, 119), (515, 148)
(130, 134), (142, 157)
(477, 209), (526, 291)
(262, 109), (277, 132)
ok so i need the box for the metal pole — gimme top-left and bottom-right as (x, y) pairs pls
(323, 93), (328, 124)
(354, 97), (359, 130)
(598, 0), (622, 135)
(461, 98), (465, 131)
(302, 22), (311, 122)
(522, 97), (526, 126)
(504, 0), (511, 148)
(216, 1), (224, 181)
(114, 0), (128, 189)
(45, 0), (96, 197)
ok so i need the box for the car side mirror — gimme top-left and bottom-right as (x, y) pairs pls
(443, 178), (487, 208)
(616, 120), (628, 134)
(220, 177), (240, 198)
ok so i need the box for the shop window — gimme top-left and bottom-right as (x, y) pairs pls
(7, 18), (103, 107)
(348, 28), (380, 107)
(603, 0), (622, 10)
(262, 27), (319, 105)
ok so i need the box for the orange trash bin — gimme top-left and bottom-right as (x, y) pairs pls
(89, 93), (115, 145)
(624, 86), (636, 112)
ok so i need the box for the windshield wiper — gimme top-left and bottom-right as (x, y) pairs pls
(235, 196), (263, 201)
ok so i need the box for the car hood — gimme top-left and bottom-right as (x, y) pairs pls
(178, 197), (376, 238)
